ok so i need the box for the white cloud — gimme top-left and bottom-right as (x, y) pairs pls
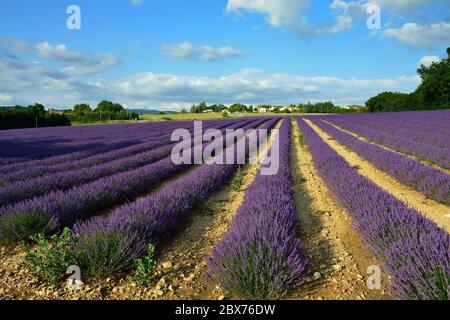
(161, 42), (246, 62)
(384, 22), (450, 49)
(225, 0), (450, 45)
(0, 53), (421, 108)
(417, 55), (441, 67)
(0, 37), (122, 75)
(226, 0), (309, 28)
(0, 38), (422, 110)
(108, 70), (421, 108)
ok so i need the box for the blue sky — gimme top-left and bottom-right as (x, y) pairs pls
(0, 0), (449, 110)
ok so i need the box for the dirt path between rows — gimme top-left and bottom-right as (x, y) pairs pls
(287, 119), (391, 300)
(323, 120), (450, 176)
(305, 119), (450, 233)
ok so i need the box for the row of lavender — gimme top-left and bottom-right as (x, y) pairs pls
(207, 120), (307, 299)
(308, 118), (450, 205)
(329, 111), (450, 146)
(0, 119), (243, 161)
(0, 121), (174, 163)
(0, 118), (268, 244)
(0, 119), (253, 206)
(325, 111), (450, 169)
(67, 118), (280, 277)
(297, 118), (449, 300)
(0, 119), (245, 175)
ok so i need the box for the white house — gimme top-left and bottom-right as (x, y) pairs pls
(257, 107), (268, 113)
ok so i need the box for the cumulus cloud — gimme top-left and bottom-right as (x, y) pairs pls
(226, 0), (309, 28)
(225, 0), (449, 44)
(0, 37), (121, 75)
(0, 48), (421, 109)
(93, 70), (422, 107)
(161, 42), (246, 62)
(417, 55), (441, 67)
(0, 37), (423, 109)
(384, 22), (450, 49)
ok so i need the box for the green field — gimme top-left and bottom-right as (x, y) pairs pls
(70, 112), (330, 126)
(141, 112), (318, 122)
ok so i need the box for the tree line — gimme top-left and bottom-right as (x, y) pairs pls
(189, 101), (365, 114)
(63, 100), (140, 123)
(366, 48), (450, 112)
(0, 100), (140, 130)
(0, 104), (71, 130)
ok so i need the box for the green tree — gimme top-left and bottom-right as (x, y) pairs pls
(365, 47), (450, 112)
(229, 103), (248, 113)
(73, 103), (92, 114)
(366, 92), (410, 112)
(95, 100), (124, 112)
(415, 48), (450, 108)
(27, 103), (45, 116)
(190, 101), (210, 113)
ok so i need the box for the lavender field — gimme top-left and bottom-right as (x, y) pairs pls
(0, 112), (448, 301)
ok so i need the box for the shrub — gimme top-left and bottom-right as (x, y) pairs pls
(71, 217), (148, 278)
(298, 131), (304, 147)
(231, 166), (244, 191)
(0, 211), (57, 245)
(128, 244), (157, 286)
(24, 228), (75, 286)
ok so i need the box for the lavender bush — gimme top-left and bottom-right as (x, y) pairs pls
(207, 119), (307, 299)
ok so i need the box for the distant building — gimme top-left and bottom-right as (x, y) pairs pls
(203, 109), (214, 113)
(279, 106), (298, 112)
(258, 107), (268, 113)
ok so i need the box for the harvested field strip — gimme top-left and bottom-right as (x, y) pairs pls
(288, 119), (390, 300)
(298, 118), (449, 300)
(305, 119), (450, 233)
(322, 119), (450, 176)
(310, 118), (450, 206)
